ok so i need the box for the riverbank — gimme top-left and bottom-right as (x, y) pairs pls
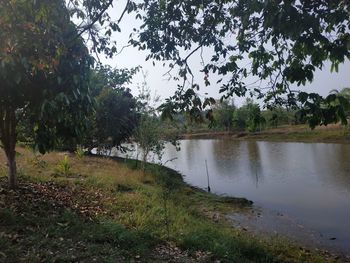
(181, 124), (350, 143)
(0, 148), (343, 262)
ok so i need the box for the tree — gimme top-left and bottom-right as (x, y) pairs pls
(233, 106), (249, 131)
(129, 0), (350, 126)
(262, 107), (295, 128)
(233, 99), (265, 132)
(83, 66), (139, 154)
(245, 99), (265, 132)
(213, 99), (236, 131)
(134, 114), (164, 169)
(89, 65), (140, 98)
(0, 0), (93, 188)
(95, 88), (138, 153)
(133, 76), (167, 170)
(329, 88), (350, 118)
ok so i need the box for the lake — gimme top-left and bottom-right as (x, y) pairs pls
(115, 139), (350, 253)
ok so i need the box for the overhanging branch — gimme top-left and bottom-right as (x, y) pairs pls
(76, 0), (114, 38)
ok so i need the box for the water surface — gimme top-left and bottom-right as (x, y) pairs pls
(157, 140), (350, 253)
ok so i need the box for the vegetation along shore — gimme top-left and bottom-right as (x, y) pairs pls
(180, 124), (350, 144)
(0, 148), (347, 262)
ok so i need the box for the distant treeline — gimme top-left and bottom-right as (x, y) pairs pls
(162, 99), (302, 134)
(212, 98), (301, 132)
(165, 89), (350, 134)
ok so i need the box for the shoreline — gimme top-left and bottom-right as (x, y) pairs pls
(106, 154), (350, 259)
(1, 148), (348, 262)
(179, 124), (350, 144)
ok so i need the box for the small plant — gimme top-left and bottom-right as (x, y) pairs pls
(75, 145), (85, 160)
(56, 155), (71, 176)
(30, 155), (47, 169)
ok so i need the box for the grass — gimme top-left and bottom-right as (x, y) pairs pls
(0, 148), (340, 262)
(247, 124), (350, 143)
(182, 124), (350, 144)
(0, 205), (152, 262)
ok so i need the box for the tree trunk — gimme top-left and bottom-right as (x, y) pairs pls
(142, 150), (148, 172)
(0, 108), (18, 189)
(6, 150), (17, 189)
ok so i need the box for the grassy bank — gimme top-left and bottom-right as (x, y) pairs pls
(181, 124), (350, 143)
(0, 148), (340, 262)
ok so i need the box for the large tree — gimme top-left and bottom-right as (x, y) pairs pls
(83, 65), (139, 154)
(0, 0), (93, 188)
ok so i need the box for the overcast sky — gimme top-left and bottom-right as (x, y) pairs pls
(99, 2), (350, 107)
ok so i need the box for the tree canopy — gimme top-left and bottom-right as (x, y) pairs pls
(213, 100), (236, 131)
(133, 1), (349, 101)
(64, 0), (350, 126)
(0, 0), (93, 188)
(83, 65), (139, 153)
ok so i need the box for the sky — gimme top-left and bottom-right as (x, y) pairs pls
(99, 2), (350, 107)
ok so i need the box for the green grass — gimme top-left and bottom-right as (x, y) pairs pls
(0, 149), (338, 262)
(182, 124), (350, 144)
(0, 205), (153, 262)
(247, 125), (350, 143)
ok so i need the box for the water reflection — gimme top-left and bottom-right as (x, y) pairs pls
(160, 139), (350, 252)
(246, 141), (263, 187)
(210, 140), (264, 187)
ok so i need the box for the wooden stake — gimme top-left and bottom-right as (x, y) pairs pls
(205, 160), (211, 192)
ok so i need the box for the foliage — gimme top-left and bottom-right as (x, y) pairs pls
(329, 87), (350, 117)
(74, 146), (85, 160)
(297, 92), (349, 129)
(262, 107), (298, 128)
(331, 87), (350, 101)
(245, 100), (265, 132)
(82, 65), (139, 154)
(134, 114), (164, 167)
(40, 0), (350, 129)
(66, 0), (139, 58)
(94, 87), (138, 152)
(233, 107), (249, 131)
(133, 79), (165, 169)
(0, 0), (93, 188)
(128, 0), (350, 126)
(233, 99), (265, 132)
(89, 65), (140, 97)
(32, 0), (349, 134)
(212, 100), (236, 131)
(56, 155), (71, 177)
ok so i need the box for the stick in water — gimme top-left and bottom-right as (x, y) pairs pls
(205, 160), (211, 192)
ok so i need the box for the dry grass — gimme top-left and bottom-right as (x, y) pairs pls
(0, 148), (154, 191)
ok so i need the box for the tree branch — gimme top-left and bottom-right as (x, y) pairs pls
(76, 0), (114, 38)
(117, 0), (130, 24)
